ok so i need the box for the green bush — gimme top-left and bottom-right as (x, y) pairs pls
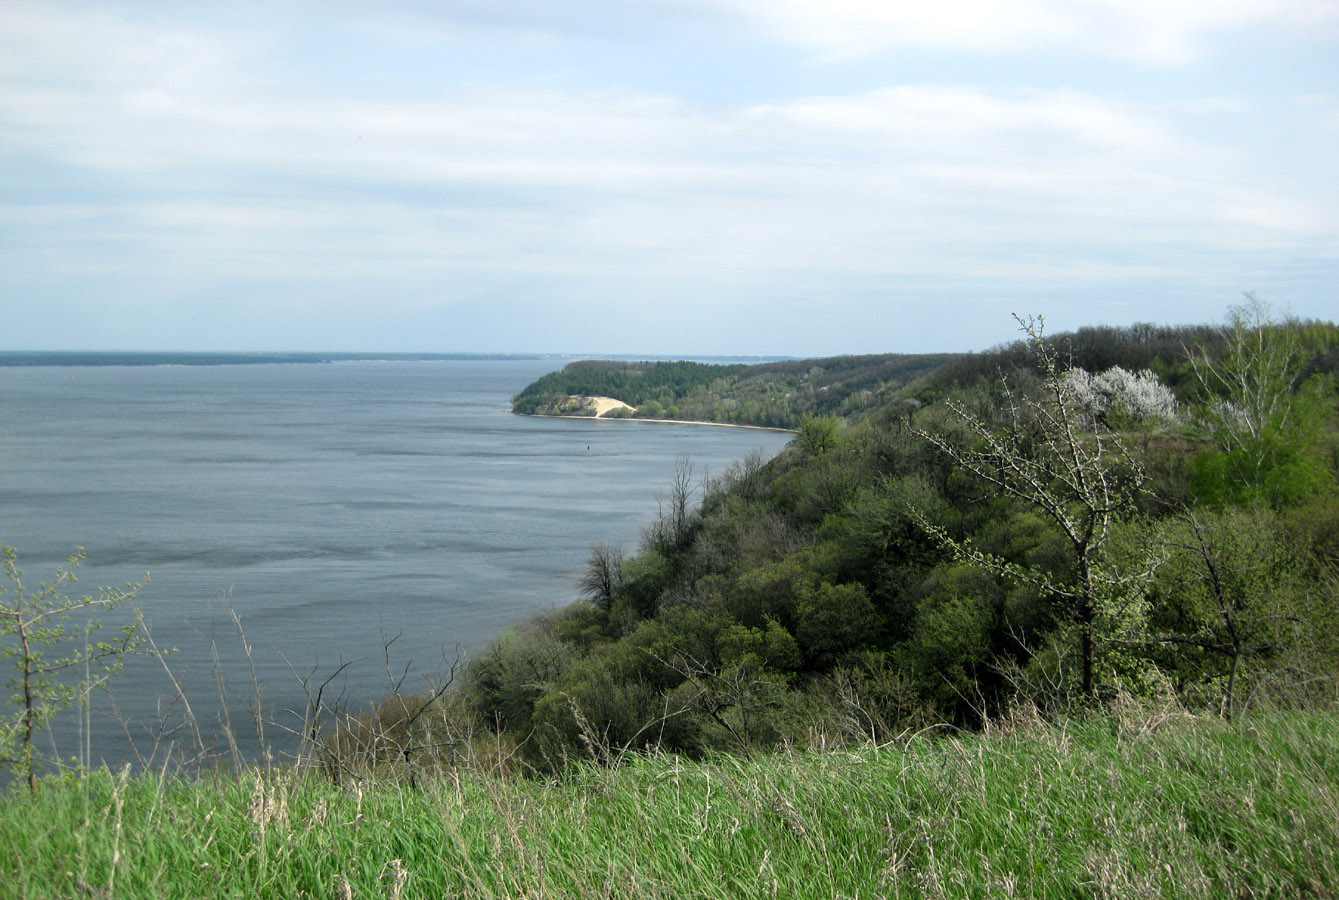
(903, 564), (1001, 710)
(1, 546), (145, 791)
(463, 626), (576, 735)
(794, 581), (877, 668)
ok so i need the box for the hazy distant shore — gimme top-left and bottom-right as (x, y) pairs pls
(0, 351), (557, 367)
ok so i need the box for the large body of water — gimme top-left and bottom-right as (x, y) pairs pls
(0, 359), (791, 768)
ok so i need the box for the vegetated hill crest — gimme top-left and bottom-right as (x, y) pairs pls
(513, 317), (1339, 430)
(511, 352), (958, 429)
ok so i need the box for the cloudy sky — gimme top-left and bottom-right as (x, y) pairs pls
(2, 1), (1335, 356)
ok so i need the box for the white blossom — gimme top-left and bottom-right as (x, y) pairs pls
(1062, 365), (1178, 426)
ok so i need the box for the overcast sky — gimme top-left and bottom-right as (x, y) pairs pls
(2, 1), (1335, 356)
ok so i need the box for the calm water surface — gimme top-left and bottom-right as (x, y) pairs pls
(0, 360), (791, 767)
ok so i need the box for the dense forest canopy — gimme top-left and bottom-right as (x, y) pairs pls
(511, 360), (748, 419)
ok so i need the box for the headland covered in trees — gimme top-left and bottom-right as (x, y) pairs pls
(4, 301), (1338, 897)
(511, 353), (957, 428)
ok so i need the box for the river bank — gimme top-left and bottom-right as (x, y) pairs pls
(520, 411), (796, 433)
(518, 393), (795, 432)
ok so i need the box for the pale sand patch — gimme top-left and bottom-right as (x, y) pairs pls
(588, 396), (636, 417)
(524, 395), (794, 432)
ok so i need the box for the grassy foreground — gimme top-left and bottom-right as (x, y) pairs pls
(2, 710), (1335, 899)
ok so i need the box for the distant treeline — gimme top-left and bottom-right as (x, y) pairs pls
(512, 360), (748, 418)
(510, 322), (1339, 431)
(931, 318), (1339, 391)
(514, 323), (1333, 430)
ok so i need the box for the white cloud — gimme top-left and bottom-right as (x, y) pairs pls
(1, 1), (1335, 352)
(716, 0), (1339, 62)
(2, 9), (1329, 289)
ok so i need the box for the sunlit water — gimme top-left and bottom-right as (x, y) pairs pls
(0, 360), (791, 769)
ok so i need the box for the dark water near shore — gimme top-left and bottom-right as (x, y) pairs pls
(0, 360), (790, 769)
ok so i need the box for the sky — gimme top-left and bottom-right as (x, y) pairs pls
(1, 0), (1336, 356)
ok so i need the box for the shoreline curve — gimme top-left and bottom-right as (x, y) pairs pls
(516, 411), (795, 434)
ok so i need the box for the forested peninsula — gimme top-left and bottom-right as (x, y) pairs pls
(510, 353), (955, 427)
(5, 303), (1339, 898)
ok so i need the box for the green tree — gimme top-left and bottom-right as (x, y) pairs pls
(1149, 508), (1312, 718)
(916, 316), (1156, 700)
(463, 626), (575, 736)
(1, 546), (144, 791)
(1187, 296), (1336, 506)
(796, 414), (840, 457)
(795, 581), (877, 668)
(716, 617), (801, 672)
(904, 564), (1000, 710)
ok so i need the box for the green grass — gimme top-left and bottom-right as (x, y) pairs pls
(2, 711), (1336, 899)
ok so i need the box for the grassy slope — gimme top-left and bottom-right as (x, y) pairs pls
(2, 711), (1335, 899)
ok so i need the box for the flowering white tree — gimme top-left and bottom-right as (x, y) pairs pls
(1063, 365), (1178, 427)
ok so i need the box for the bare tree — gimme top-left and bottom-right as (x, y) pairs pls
(1187, 294), (1303, 480)
(915, 315), (1157, 700)
(657, 653), (790, 759)
(647, 454), (699, 553)
(579, 543), (624, 611)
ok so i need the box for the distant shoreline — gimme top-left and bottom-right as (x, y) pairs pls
(0, 352), (789, 368)
(518, 411), (795, 434)
(0, 351), (557, 367)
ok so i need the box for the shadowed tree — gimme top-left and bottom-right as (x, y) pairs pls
(579, 543), (625, 611)
(1150, 508), (1308, 718)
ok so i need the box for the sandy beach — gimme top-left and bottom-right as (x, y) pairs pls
(527, 395), (794, 432)
(588, 395), (635, 417)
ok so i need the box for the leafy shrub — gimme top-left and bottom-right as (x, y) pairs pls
(794, 581), (877, 668)
(1, 547), (145, 791)
(463, 627), (576, 735)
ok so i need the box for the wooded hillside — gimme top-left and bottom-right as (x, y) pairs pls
(454, 304), (1339, 772)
